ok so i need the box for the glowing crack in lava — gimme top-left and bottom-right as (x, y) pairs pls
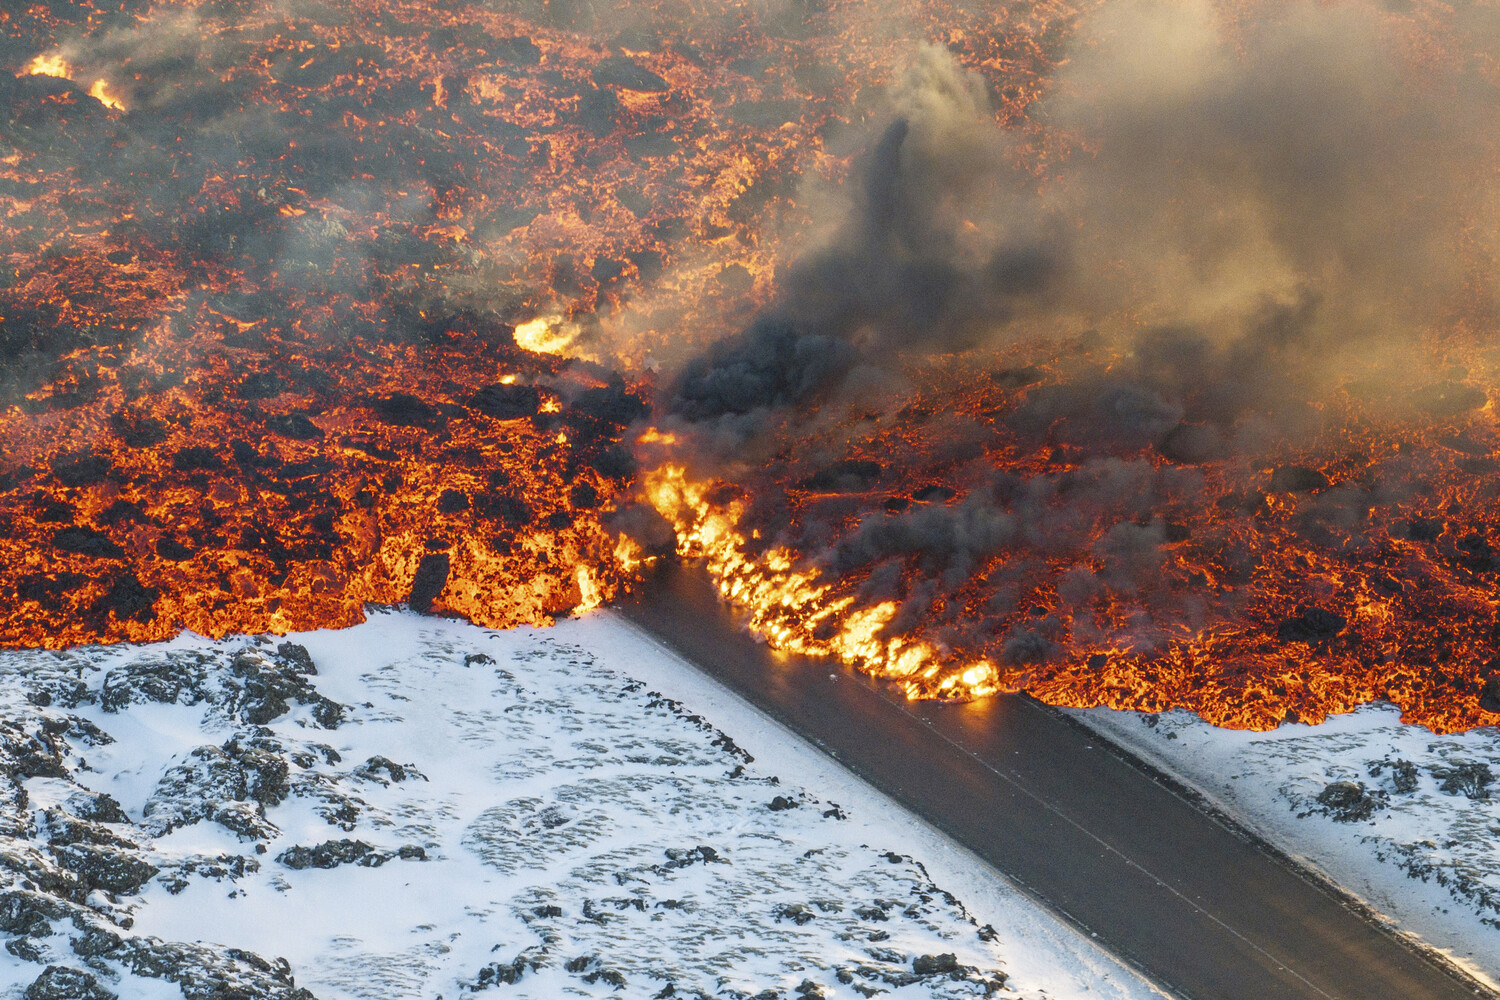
(4, 0), (1500, 733)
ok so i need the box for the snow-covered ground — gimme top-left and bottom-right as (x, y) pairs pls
(1070, 703), (1500, 990)
(0, 609), (1163, 1000)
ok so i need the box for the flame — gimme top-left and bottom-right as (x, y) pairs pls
(26, 53), (71, 79)
(513, 316), (582, 357)
(637, 428), (679, 446)
(613, 535), (654, 575)
(646, 465), (995, 700)
(88, 79), (124, 111)
(575, 566), (603, 613)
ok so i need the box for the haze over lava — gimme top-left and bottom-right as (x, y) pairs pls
(5, 0), (1500, 731)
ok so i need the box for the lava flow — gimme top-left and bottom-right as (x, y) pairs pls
(4, 0), (1500, 732)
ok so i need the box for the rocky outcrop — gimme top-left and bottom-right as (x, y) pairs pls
(0, 639), (345, 999)
(25, 966), (117, 1000)
(275, 839), (426, 870)
(101, 643), (344, 729)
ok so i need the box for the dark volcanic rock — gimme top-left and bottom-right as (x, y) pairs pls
(371, 392), (443, 428)
(113, 411), (169, 447)
(266, 412), (324, 440)
(1481, 673), (1500, 714)
(36, 499), (76, 523)
(0, 890), (70, 937)
(1313, 780), (1383, 822)
(1275, 607), (1346, 644)
(1368, 756), (1420, 794)
(52, 527), (124, 559)
(276, 838), (424, 870)
(97, 574), (159, 623)
(468, 382), (542, 419)
(570, 380), (649, 426)
(1456, 532), (1500, 573)
(1432, 761), (1493, 799)
(1269, 465), (1330, 493)
(803, 460), (882, 492)
(409, 552), (451, 614)
(50, 453), (113, 488)
(276, 838), (379, 869)
(570, 483), (598, 509)
(911, 484), (956, 503)
(99, 500), (148, 527)
(155, 538), (195, 562)
(593, 57), (669, 92)
(1406, 516), (1445, 542)
(101, 652), (214, 712)
(436, 490), (470, 513)
(353, 755), (424, 784)
(585, 444), (636, 479)
(16, 573), (79, 610)
(276, 642), (316, 675)
(238, 371), (290, 399)
(913, 953), (961, 975)
(228, 648), (336, 726)
(1412, 381), (1488, 416)
(52, 843), (159, 894)
(171, 447), (223, 472)
(469, 956), (532, 987)
(140, 729), (332, 842)
(25, 966), (117, 1000)
(120, 937), (316, 1000)
(1157, 422), (1225, 464)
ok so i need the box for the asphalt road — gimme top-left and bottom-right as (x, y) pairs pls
(619, 563), (1492, 1000)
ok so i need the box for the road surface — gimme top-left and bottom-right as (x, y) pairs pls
(619, 564), (1491, 1000)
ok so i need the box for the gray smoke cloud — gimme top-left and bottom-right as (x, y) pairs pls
(668, 0), (1497, 444)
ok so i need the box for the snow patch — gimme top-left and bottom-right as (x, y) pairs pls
(1070, 701), (1500, 989)
(0, 610), (1163, 1000)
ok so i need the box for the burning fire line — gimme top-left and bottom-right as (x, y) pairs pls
(647, 464), (1001, 699)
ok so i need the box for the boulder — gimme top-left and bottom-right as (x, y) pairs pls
(913, 953), (961, 975)
(1275, 607), (1346, 645)
(25, 966), (117, 1000)
(409, 553), (450, 614)
(1313, 781), (1382, 822)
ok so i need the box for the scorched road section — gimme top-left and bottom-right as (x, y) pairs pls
(619, 563), (1492, 1000)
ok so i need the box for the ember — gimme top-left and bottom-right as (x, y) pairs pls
(4, 0), (1500, 733)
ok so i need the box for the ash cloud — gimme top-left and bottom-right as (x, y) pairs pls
(669, 0), (1498, 442)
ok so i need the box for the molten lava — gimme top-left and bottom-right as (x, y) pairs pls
(3, 0), (1500, 734)
(645, 347), (1500, 734)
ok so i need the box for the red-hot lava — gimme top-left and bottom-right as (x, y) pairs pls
(4, 0), (1500, 732)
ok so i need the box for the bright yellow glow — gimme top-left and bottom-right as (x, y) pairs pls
(89, 79), (125, 111)
(645, 464), (996, 700)
(26, 53), (71, 79)
(575, 566), (602, 613)
(513, 316), (579, 356)
(613, 535), (654, 574)
(637, 427), (678, 445)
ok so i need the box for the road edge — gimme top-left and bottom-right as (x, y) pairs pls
(609, 607), (1186, 1000)
(1047, 701), (1499, 999)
